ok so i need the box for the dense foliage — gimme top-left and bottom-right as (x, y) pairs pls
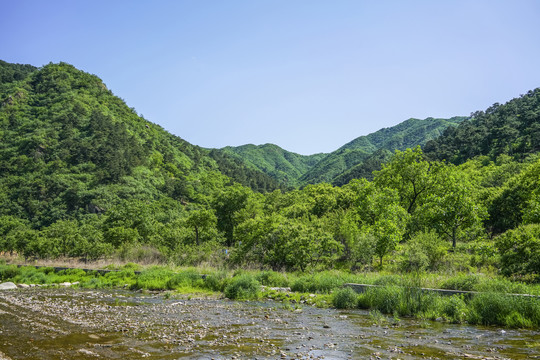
(424, 89), (540, 163)
(221, 143), (326, 187)
(299, 116), (466, 185)
(1, 61), (539, 287)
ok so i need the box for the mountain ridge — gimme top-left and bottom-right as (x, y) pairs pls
(223, 116), (467, 187)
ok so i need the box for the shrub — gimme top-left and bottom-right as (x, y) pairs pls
(290, 273), (343, 294)
(224, 274), (260, 300)
(469, 293), (514, 326)
(332, 287), (358, 309)
(400, 231), (448, 272)
(441, 295), (468, 323)
(291, 277), (310, 293)
(0, 265), (20, 281)
(497, 224), (540, 281)
(133, 267), (174, 290)
(203, 273), (227, 292)
(255, 271), (289, 287)
(373, 275), (401, 286)
(399, 240), (429, 272)
(166, 270), (201, 289)
(441, 274), (480, 291)
(358, 286), (402, 314)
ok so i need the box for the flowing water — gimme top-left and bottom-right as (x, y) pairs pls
(0, 288), (538, 359)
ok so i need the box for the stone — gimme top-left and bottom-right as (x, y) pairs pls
(59, 282), (72, 287)
(17, 284), (30, 288)
(0, 282), (17, 290)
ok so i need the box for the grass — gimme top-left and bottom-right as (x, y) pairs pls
(1, 262), (539, 327)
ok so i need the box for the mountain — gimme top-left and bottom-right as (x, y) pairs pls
(299, 116), (467, 185)
(331, 148), (393, 186)
(0, 60), (37, 85)
(424, 89), (540, 164)
(220, 143), (326, 187)
(0, 61), (282, 227)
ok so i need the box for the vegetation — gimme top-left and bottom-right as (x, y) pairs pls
(221, 143), (326, 187)
(1, 61), (540, 327)
(299, 116), (466, 185)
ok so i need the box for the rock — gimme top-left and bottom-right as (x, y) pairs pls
(0, 282), (17, 290)
(17, 284), (30, 288)
(78, 349), (99, 356)
(59, 282), (72, 287)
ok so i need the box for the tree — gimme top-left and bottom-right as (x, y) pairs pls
(374, 146), (443, 215)
(43, 220), (83, 258)
(346, 179), (409, 266)
(417, 165), (487, 248)
(185, 208), (217, 245)
(0, 215), (29, 255)
(213, 184), (254, 246)
(497, 224), (540, 281)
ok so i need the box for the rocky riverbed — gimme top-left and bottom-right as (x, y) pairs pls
(0, 288), (539, 359)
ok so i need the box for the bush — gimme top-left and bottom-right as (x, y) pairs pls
(203, 272), (227, 292)
(358, 286), (402, 314)
(133, 267), (174, 290)
(373, 275), (401, 286)
(255, 271), (289, 287)
(469, 293), (514, 326)
(224, 274), (260, 300)
(497, 224), (540, 281)
(441, 274), (480, 291)
(0, 265), (20, 281)
(166, 270), (201, 289)
(400, 231), (448, 272)
(441, 295), (468, 323)
(332, 287), (358, 309)
(290, 273), (343, 294)
(399, 240), (429, 272)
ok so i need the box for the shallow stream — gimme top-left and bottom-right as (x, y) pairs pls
(0, 288), (538, 359)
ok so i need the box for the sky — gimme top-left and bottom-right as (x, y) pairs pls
(2, 1), (540, 155)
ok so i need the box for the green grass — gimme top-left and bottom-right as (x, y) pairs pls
(224, 274), (260, 300)
(1, 263), (539, 327)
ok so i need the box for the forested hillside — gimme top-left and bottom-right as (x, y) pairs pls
(424, 89), (540, 164)
(299, 116), (466, 185)
(0, 61), (281, 251)
(0, 60), (37, 85)
(1, 61), (539, 285)
(220, 143), (326, 187)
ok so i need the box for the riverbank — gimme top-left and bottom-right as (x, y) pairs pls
(1, 287), (539, 359)
(1, 261), (540, 328)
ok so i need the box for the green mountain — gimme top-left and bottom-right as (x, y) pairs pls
(220, 143), (326, 187)
(424, 89), (540, 164)
(299, 116), (467, 185)
(331, 148), (393, 186)
(0, 61), (281, 227)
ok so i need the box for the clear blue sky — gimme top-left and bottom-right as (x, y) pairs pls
(2, 0), (540, 155)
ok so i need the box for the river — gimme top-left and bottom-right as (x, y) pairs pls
(0, 288), (538, 359)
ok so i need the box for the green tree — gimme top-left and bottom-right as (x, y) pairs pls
(0, 215), (28, 255)
(497, 224), (540, 281)
(42, 220), (83, 258)
(346, 179), (409, 266)
(185, 208), (217, 245)
(418, 165), (487, 248)
(374, 146), (444, 215)
(213, 184), (253, 246)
